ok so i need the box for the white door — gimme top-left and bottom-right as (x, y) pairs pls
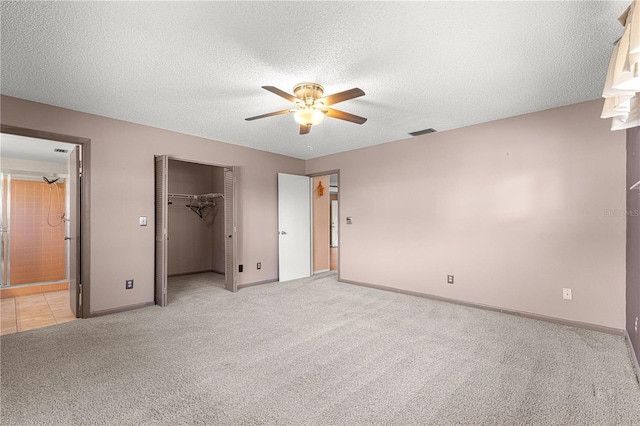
(278, 173), (311, 282)
(331, 199), (338, 247)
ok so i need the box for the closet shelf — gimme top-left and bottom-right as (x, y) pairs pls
(168, 193), (223, 220)
(168, 192), (224, 200)
(631, 180), (640, 191)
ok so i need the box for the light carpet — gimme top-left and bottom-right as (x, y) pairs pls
(1, 272), (640, 425)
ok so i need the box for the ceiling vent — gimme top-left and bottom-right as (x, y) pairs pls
(409, 128), (437, 137)
(54, 148), (69, 153)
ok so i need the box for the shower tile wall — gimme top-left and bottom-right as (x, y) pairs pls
(10, 180), (66, 285)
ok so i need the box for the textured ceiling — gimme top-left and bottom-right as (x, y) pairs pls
(0, 1), (628, 160)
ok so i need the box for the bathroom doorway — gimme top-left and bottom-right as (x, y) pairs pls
(0, 132), (83, 333)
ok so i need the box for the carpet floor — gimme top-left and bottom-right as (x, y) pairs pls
(1, 272), (640, 425)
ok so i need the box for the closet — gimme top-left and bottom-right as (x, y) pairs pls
(155, 156), (236, 306)
(167, 159), (225, 276)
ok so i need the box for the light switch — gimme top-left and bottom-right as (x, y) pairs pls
(139, 216), (148, 226)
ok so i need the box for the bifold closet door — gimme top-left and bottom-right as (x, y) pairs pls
(224, 167), (237, 292)
(154, 155), (168, 306)
(68, 146), (81, 317)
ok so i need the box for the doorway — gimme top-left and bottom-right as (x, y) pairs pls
(277, 171), (339, 282)
(312, 173), (338, 274)
(330, 174), (339, 271)
(154, 156), (237, 306)
(0, 132), (84, 333)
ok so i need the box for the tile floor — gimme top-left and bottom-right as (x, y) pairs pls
(0, 281), (69, 299)
(0, 290), (77, 335)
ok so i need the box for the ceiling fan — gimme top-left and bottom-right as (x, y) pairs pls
(245, 83), (367, 135)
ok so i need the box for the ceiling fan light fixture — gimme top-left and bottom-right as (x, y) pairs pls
(294, 108), (325, 126)
(246, 82), (366, 134)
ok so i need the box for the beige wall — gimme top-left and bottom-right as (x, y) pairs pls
(313, 175), (330, 272)
(307, 100), (627, 329)
(0, 95), (305, 313)
(1, 95), (628, 329)
(627, 126), (640, 362)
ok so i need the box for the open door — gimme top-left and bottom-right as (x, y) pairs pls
(67, 146), (81, 317)
(224, 167), (237, 292)
(278, 173), (311, 282)
(154, 155), (168, 306)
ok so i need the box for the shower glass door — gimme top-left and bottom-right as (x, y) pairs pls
(0, 172), (68, 288)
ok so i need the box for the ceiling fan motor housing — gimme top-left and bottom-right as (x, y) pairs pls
(294, 83), (324, 106)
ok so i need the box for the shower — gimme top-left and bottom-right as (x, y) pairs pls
(0, 173), (69, 288)
(43, 176), (66, 227)
(0, 136), (79, 305)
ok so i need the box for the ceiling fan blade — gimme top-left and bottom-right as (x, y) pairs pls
(262, 86), (299, 104)
(300, 124), (311, 135)
(245, 109), (292, 121)
(320, 88), (365, 106)
(325, 108), (367, 124)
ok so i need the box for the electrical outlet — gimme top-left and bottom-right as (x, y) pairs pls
(139, 216), (147, 226)
(562, 288), (572, 300)
(257, 262), (261, 270)
(447, 275), (454, 284)
(239, 264), (243, 273)
(126, 279), (134, 289)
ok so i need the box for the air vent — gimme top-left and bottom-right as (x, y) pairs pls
(409, 128), (437, 137)
(54, 148), (69, 154)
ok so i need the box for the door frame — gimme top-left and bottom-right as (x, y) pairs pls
(68, 146), (81, 316)
(307, 170), (340, 280)
(155, 156), (238, 302)
(1, 124), (91, 318)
